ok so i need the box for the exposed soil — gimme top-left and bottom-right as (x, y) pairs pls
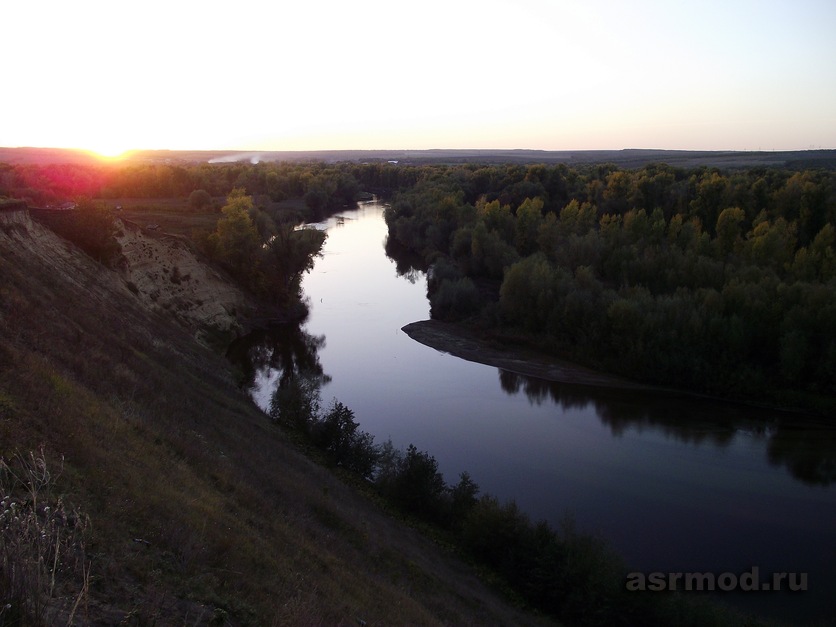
(115, 218), (254, 344)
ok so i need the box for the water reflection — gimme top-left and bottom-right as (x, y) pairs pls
(767, 424), (836, 486)
(227, 323), (330, 422)
(498, 368), (596, 412)
(498, 368), (836, 485)
(384, 234), (427, 284)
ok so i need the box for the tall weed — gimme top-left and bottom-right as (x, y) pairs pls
(0, 450), (90, 626)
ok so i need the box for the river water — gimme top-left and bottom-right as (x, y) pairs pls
(231, 201), (835, 624)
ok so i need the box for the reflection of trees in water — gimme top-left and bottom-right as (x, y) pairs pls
(593, 397), (742, 447)
(767, 424), (836, 486)
(227, 324), (331, 423)
(498, 370), (591, 411)
(384, 235), (427, 285)
(497, 368), (836, 485)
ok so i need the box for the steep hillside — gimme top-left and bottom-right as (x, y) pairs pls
(0, 208), (550, 625)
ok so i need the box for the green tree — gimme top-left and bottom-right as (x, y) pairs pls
(210, 189), (261, 279)
(602, 170), (633, 215)
(311, 401), (379, 479)
(477, 198), (515, 245)
(744, 213), (797, 272)
(449, 471), (479, 524)
(389, 444), (446, 520)
(429, 277), (481, 320)
(514, 197), (544, 256)
(689, 170), (729, 231)
(470, 221), (518, 279)
(811, 223), (836, 280)
(304, 186), (329, 214)
(714, 206), (745, 258)
(559, 199), (597, 237)
(265, 224), (326, 302)
(500, 254), (563, 332)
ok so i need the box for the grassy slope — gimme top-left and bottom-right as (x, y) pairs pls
(0, 213), (551, 625)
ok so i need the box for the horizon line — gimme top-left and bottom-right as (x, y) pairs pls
(4, 145), (835, 154)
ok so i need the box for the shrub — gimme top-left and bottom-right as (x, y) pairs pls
(310, 401), (379, 479)
(39, 200), (120, 265)
(187, 189), (212, 211)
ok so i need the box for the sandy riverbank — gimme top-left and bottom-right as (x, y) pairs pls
(401, 319), (662, 392)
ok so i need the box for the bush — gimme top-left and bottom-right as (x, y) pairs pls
(187, 189), (212, 211)
(39, 200), (120, 265)
(310, 401), (379, 479)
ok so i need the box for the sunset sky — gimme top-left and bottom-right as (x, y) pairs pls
(3, 0), (835, 156)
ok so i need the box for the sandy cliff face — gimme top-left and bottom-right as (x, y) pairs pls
(114, 220), (254, 343)
(0, 209), (253, 344)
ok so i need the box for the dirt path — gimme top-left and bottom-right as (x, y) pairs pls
(402, 319), (661, 392)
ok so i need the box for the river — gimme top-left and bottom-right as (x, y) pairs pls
(230, 201), (836, 624)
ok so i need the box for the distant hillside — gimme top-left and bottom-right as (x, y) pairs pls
(2, 145), (835, 170)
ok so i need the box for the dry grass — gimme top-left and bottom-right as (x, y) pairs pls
(118, 205), (221, 239)
(0, 450), (91, 626)
(0, 214), (553, 625)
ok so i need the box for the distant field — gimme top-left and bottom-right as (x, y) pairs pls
(115, 201), (219, 237)
(103, 197), (192, 210)
(112, 196), (310, 237)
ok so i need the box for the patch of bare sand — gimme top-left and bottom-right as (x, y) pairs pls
(402, 319), (660, 391)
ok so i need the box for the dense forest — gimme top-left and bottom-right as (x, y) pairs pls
(381, 163), (836, 410)
(3, 158), (834, 409)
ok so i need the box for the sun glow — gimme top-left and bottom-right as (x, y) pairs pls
(2, 0), (834, 153)
(88, 144), (131, 160)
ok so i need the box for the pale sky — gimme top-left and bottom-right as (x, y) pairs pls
(2, 0), (835, 155)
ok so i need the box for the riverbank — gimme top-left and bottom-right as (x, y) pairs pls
(402, 319), (836, 419)
(402, 319), (662, 392)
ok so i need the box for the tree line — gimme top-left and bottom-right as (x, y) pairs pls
(383, 163), (836, 411)
(0, 160), (419, 210)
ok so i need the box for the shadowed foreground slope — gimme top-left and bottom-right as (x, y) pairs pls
(0, 209), (550, 625)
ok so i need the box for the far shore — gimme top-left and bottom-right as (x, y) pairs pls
(401, 319), (663, 392)
(401, 320), (835, 417)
